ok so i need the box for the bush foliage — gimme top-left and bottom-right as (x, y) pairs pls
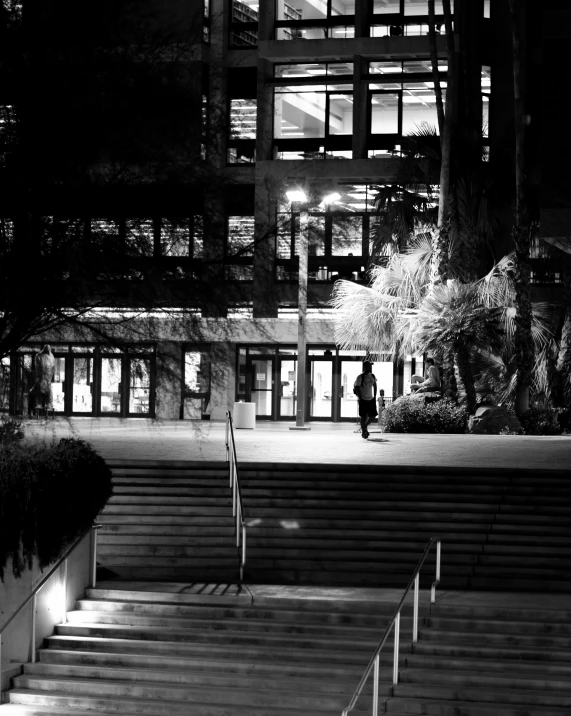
(518, 407), (562, 436)
(0, 415), (25, 445)
(0, 438), (113, 580)
(381, 396), (468, 434)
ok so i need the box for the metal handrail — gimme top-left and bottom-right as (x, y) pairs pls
(0, 523), (102, 669)
(225, 411), (247, 582)
(341, 537), (442, 716)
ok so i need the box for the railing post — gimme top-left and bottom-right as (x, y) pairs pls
(393, 611), (400, 686)
(30, 594), (37, 664)
(431, 540), (441, 604)
(242, 525), (246, 566)
(62, 558), (68, 624)
(90, 526), (98, 589)
(232, 471), (237, 516)
(236, 503), (241, 546)
(372, 653), (379, 716)
(225, 413), (229, 462)
(412, 573), (419, 643)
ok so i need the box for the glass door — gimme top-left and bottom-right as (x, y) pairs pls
(100, 356), (123, 414)
(128, 358), (152, 415)
(72, 356), (93, 414)
(279, 358), (297, 419)
(51, 355), (67, 413)
(250, 356), (274, 418)
(309, 357), (333, 420)
(339, 359), (363, 420)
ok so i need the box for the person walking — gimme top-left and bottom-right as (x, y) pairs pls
(353, 361), (378, 439)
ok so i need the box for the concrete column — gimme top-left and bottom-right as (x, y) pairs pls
(352, 55), (368, 160)
(155, 341), (183, 419)
(253, 171), (278, 318)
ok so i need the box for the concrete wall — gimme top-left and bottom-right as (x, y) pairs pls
(1, 533), (92, 692)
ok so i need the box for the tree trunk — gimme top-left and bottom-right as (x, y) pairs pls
(430, 0), (456, 287)
(455, 344), (478, 415)
(508, 0), (533, 415)
(442, 348), (458, 403)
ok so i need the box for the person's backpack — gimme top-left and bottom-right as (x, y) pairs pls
(353, 373), (376, 396)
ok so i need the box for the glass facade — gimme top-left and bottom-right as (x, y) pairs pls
(2, 345), (156, 417)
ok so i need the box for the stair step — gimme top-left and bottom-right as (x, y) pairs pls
(392, 683), (571, 708)
(6, 688), (373, 714)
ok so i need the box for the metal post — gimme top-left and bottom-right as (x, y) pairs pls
(413, 573), (419, 643)
(393, 611), (400, 685)
(295, 206), (309, 428)
(372, 654), (379, 716)
(62, 558), (68, 624)
(232, 471), (237, 516)
(30, 594), (37, 664)
(431, 540), (441, 604)
(225, 413), (229, 461)
(90, 526), (98, 589)
(242, 525), (246, 565)
(236, 504), (241, 547)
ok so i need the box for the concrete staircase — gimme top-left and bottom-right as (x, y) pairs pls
(98, 461), (238, 582)
(3, 585), (571, 715)
(97, 462), (571, 590)
(2, 584), (406, 715)
(390, 600), (571, 714)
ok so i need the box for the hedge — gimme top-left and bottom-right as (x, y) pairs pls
(0, 437), (113, 580)
(381, 395), (468, 434)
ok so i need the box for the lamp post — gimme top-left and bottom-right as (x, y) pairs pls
(287, 186), (340, 430)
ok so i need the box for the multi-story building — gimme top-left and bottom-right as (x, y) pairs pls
(0, 0), (555, 422)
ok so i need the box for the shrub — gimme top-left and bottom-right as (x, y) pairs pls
(518, 407), (562, 436)
(0, 415), (25, 445)
(0, 438), (113, 580)
(381, 396), (468, 434)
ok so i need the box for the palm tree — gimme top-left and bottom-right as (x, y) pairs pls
(508, 0), (534, 415)
(413, 281), (503, 415)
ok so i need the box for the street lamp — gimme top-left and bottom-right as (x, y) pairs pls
(286, 184), (339, 430)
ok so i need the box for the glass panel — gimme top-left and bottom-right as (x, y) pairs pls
(0, 356), (10, 411)
(277, 214), (293, 258)
(125, 219), (154, 256)
(228, 216), (255, 256)
(310, 360), (332, 418)
(274, 88), (326, 139)
(71, 346), (95, 353)
(294, 215), (325, 256)
(276, 0), (326, 21)
(279, 359), (297, 417)
(328, 94), (353, 135)
(230, 99), (257, 139)
(370, 93), (400, 134)
(331, 216), (363, 256)
(231, 0), (258, 46)
(484, 0), (490, 18)
(481, 65), (491, 94)
(373, 0), (401, 13)
(72, 358), (93, 413)
(161, 219), (190, 257)
(184, 351), (210, 393)
(91, 219), (121, 254)
(276, 26), (330, 39)
(251, 358), (272, 417)
(402, 83), (444, 136)
(340, 360), (362, 418)
(16, 355), (33, 415)
(129, 358), (151, 414)
(237, 350), (247, 401)
(404, 0), (428, 14)
(370, 61), (404, 75)
(193, 216), (204, 258)
(52, 357), (66, 412)
(482, 96), (489, 138)
(101, 357), (122, 414)
(328, 63), (354, 76)
(275, 64), (326, 79)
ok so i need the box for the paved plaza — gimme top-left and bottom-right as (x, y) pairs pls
(22, 417), (571, 470)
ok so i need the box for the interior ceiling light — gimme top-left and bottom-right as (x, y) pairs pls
(322, 192), (341, 204)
